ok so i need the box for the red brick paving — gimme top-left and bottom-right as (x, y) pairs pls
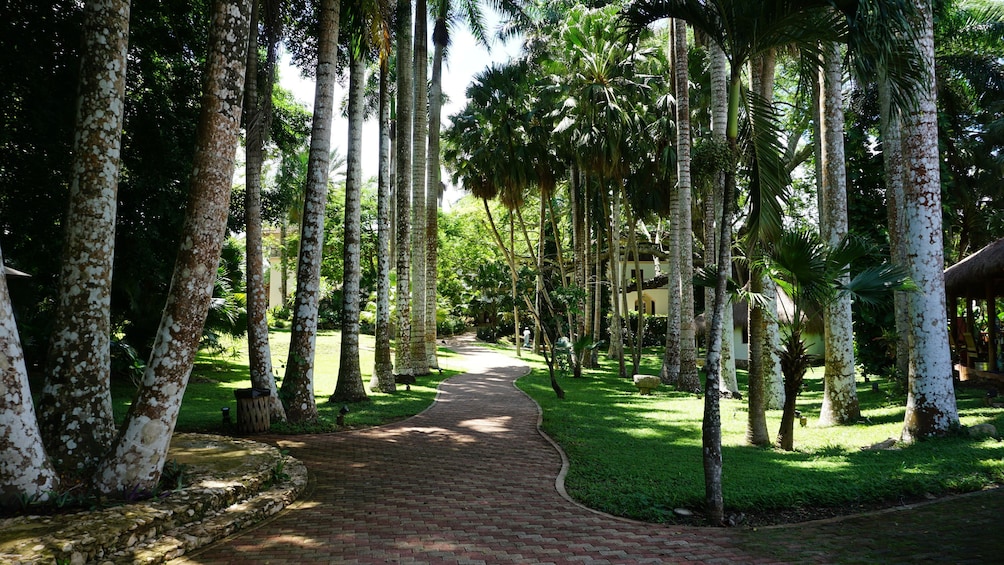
(178, 342), (1002, 564)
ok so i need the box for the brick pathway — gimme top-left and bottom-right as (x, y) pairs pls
(179, 341), (1002, 564)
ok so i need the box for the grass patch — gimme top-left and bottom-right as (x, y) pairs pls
(514, 347), (1004, 524)
(111, 330), (462, 433)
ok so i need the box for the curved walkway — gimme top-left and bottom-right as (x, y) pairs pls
(179, 341), (1002, 564)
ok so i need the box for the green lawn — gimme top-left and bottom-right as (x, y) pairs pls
(514, 347), (1004, 524)
(110, 330), (462, 433)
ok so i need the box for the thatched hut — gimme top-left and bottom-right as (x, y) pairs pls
(944, 237), (1004, 379)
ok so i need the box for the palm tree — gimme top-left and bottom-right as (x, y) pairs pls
(817, 40), (860, 426)
(243, 0), (287, 423)
(280, 0), (342, 423)
(38, 0), (130, 476)
(395, 0), (414, 377)
(409, 0), (430, 376)
(95, 0), (252, 493)
(765, 230), (908, 451)
(553, 5), (653, 380)
(332, 9), (372, 404)
(900, 0), (958, 441)
(373, 1), (396, 393)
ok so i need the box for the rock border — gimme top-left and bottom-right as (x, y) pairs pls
(0, 433), (307, 565)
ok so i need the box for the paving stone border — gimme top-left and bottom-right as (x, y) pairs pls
(0, 433), (307, 565)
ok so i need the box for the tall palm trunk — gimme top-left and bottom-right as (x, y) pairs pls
(332, 47), (368, 403)
(425, 13), (446, 370)
(878, 75), (910, 382)
(95, 0), (252, 492)
(746, 49), (776, 445)
(901, 0), (959, 441)
(373, 46), (395, 392)
(243, 0), (285, 422)
(39, 0), (130, 476)
(395, 0), (414, 376)
(409, 0), (429, 376)
(818, 41), (859, 425)
(1, 243), (59, 503)
(707, 44), (737, 395)
(280, 0), (340, 422)
(608, 181), (627, 379)
(675, 19), (699, 394)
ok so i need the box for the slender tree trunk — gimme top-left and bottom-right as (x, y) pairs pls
(675, 20), (699, 393)
(901, 0), (959, 441)
(95, 0), (251, 492)
(662, 20), (681, 386)
(593, 217), (604, 367)
(280, 0), (340, 422)
(243, 0), (285, 422)
(1, 244), (59, 505)
(39, 0), (130, 476)
(879, 74), (910, 382)
(426, 14), (446, 370)
(395, 0), (414, 376)
(763, 276), (785, 409)
(373, 49), (395, 393)
(332, 47), (368, 404)
(746, 49), (775, 444)
(609, 182), (626, 379)
(628, 206), (644, 375)
(818, 41), (859, 426)
(409, 0), (429, 376)
(712, 46), (736, 394)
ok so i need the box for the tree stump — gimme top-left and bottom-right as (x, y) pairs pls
(235, 388), (271, 433)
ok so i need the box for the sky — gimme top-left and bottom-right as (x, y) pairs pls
(278, 9), (523, 203)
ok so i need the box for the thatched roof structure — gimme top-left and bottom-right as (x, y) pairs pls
(944, 237), (1004, 297)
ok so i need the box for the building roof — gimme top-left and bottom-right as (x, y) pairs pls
(944, 237), (1004, 298)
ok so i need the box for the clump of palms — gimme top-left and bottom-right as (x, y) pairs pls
(762, 230), (912, 451)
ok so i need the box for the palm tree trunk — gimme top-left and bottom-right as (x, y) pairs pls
(332, 46), (368, 404)
(818, 41), (859, 426)
(746, 49), (775, 445)
(409, 0), (429, 376)
(395, 0), (413, 376)
(373, 52), (395, 392)
(676, 18), (699, 394)
(280, 0), (341, 422)
(39, 0), (130, 476)
(1, 243), (59, 501)
(901, 0), (959, 441)
(243, 0), (285, 422)
(878, 74), (910, 382)
(95, 0), (252, 492)
(609, 181), (626, 379)
(425, 13), (446, 370)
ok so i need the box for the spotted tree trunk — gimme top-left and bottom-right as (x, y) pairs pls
(675, 19), (699, 393)
(818, 41), (859, 426)
(280, 0), (341, 422)
(901, 0), (959, 441)
(372, 54), (395, 392)
(426, 13), (446, 371)
(94, 0), (251, 494)
(243, 0), (285, 422)
(332, 48), (367, 404)
(394, 0), (413, 376)
(409, 0), (429, 377)
(38, 0), (130, 477)
(1, 245), (59, 506)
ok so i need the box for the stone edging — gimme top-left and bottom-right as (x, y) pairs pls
(0, 433), (307, 565)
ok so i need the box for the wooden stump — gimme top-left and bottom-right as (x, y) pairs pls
(235, 388), (271, 433)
